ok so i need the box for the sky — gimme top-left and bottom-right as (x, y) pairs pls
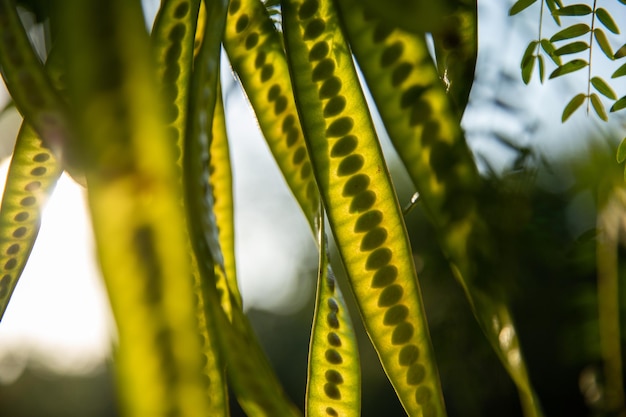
(0, 0), (624, 381)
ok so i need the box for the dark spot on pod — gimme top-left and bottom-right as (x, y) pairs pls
(304, 18), (326, 40)
(400, 85), (430, 109)
(326, 406), (339, 416)
(267, 85), (281, 101)
(327, 332), (342, 347)
(378, 284), (403, 307)
(286, 129), (299, 147)
(380, 41), (404, 68)
(14, 212), (28, 222)
(349, 190), (376, 213)
(342, 174), (370, 197)
(229, 0), (241, 14)
(409, 99), (433, 126)
(371, 265), (398, 287)
(407, 363), (426, 385)
(323, 383), (341, 400)
(326, 274), (335, 292)
(166, 126), (179, 142)
(6, 244), (19, 255)
(300, 162), (312, 179)
(255, 51), (266, 69)
(330, 135), (357, 157)
(325, 349), (343, 364)
(24, 181), (41, 192)
(20, 197), (36, 207)
(260, 64), (274, 82)
(282, 114), (295, 133)
(309, 41), (330, 61)
(274, 96), (288, 115)
(173, 2), (190, 18)
(326, 117), (353, 137)
(399, 344), (420, 366)
(323, 96), (346, 118)
(421, 121), (441, 147)
(4, 259), (17, 270)
(319, 77), (342, 99)
(312, 59), (335, 82)
(325, 369), (344, 384)
(443, 190), (475, 223)
(392, 322), (414, 345)
(33, 153), (50, 163)
(360, 227), (388, 251)
(164, 104), (179, 123)
(245, 32), (259, 49)
(298, 0), (319, 20)
(326, 311), (339, 328)
(163, 63), (181, 85)
(235, 14), (249, 33)
(169, 24), (186, 42)
(429, 142), (454, 181)
(337, 154), (364, 176)
(0, 275), (10, 298)
(384, 304), (409, 326)
(373, 24), (393, 43)
(354, 210), (383, 232)
(162, 83), (178, 103)
(292, 147), (307, 165)
(391, 63), (413, 88)
(13, 227), (27, 238)
(365, 247), (392, 270)
(30, 167), (47, 176)
(327, 297), (339, 312)
(415, 386), (432, 405)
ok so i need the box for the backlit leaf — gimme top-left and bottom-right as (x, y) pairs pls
(611, 96), (626, 112)
(590, 77), (617, 100)
(540, 39), (561, 65)
(590, 93), (608, 121)
(549, 59), (587, 78)
(509, 0), (537, 15)
(613, 62), (626, 78)
(594, 29), (614, 60)
(553, 4), (592, 16)
(617, 137), (626, 163)
(538, 54), (545, 82)
(562, 93), (586, 121)
(615, 43), (626, 59)
(550, 23), (590, 41)
(595, 8), (619, 34)
(553, 41), (589, 55)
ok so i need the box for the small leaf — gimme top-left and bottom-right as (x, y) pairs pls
(550, 59), (588, 78)
(617, 137), (626, 163)
(594, 29), (614, 60)
(509, 0), (537, 15)
(522, 55), (536, 84)
(546, 0), (562, 24)
(538, 54), (545, 82)
(590, 93), (608, 121)
(550, 24), (590, 41)
(611, 96), (626, 112)
(590, 77), (617, 100)
(562, 93), (586, 121)
(595, 8), (620, 34)
(553, 4), (593, 16)
(615, 44), (626, 59)
(553, 41), (589, 55)
(541, 39), (562, 65)
(613, 62), (626, 78)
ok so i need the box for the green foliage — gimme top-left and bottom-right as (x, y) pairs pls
(0, 1), (624, 417)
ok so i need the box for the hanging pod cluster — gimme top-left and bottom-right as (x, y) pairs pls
(0, 0), (547, 416)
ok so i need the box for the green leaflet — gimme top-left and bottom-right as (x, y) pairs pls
(223, 0), (320, 229)
(58, 1), (212, 416)
(0, 123), (63, 320)
(282, 0), (446, 416)
(336, 2), (544, 416)
(0, 0), (69, 158)
(307, 209), (360, 417)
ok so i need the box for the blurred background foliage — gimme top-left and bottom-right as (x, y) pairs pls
(0, 0), (625, 416)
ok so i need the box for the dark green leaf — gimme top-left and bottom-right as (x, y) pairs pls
(546, 0), (562, 24)
(538, 54), (545, 82)
(594, 29), (614, 60)
(509, 0), (537, 15)
(553, 41), (589, 55)
(522, 55), (536, 84)
(541, 39), (562, 65)
(613, 62), (626, 78)
(553, 4), (592, 16)
(611, 96), (626, 112)
(550, 24), (590, 41)
(615, 44), (626, 59)
(590, 93), (608, 121)
(562, 93), (586, 121)
(590, 77), (617, 100)
(617, 137), (626, 163)
(595, 8), (620, 34)
(550, 59), (588, 78)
